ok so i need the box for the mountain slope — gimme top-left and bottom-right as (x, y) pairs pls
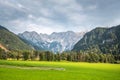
(72, 25), (120, 54)
(0, 43), (8, 51)
(0, 25), (32, 51)
(19, 31), (85, 52)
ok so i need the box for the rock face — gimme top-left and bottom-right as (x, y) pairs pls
(18, 31), (85, 52)
(72, 25), (120, 54)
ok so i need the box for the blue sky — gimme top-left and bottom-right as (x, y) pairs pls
(0, 0), (120, 34)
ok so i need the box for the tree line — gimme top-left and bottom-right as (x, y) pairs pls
(0, 48), (120, 63)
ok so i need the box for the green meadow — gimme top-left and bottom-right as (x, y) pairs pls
(0, 60), (120, 80)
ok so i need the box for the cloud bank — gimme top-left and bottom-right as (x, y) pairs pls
(0, 0), (120, 34)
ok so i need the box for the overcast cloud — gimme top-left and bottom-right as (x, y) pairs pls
(0, 0), (120, 34)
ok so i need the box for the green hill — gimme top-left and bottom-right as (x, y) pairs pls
(0, 25), (32, 51)
(73, 25), (120, 54)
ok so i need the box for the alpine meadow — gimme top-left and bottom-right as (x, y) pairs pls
(0, 0), (120, 80)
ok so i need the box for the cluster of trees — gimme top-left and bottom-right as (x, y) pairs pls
(62, 51), (119, 63)
(0, 48), (120, 63)
(0, 48), (61, 61)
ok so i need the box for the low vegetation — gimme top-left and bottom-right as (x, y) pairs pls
(0, 60), (120, 80)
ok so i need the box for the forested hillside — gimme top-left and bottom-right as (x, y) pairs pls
(0, 25), (32, 51)
(73, 25), (120, 54)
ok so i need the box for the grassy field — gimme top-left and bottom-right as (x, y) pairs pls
(0, 60), (120, 80)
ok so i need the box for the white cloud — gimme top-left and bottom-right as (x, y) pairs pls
(0, 0), (27, 13)
(51, 0), (72, 5)
(1, 0), (119, 34)
(50, 0), (86, 26)
(8, 17), (67, 34)
(28, 14), (35, 19)
(0, 0), (15, 7)
(40, 8), (53, 17)
(37, 17), (54, 26)
(87, 5), (97, 10)
(53, 0), (83, 13)
(17, 3), (24, 8)
(2, 0), (88, 34)
(26, 24), (41, 32)
(67, 13), (87, 25)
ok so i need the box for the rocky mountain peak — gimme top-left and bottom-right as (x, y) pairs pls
(19, 31), (85, 52)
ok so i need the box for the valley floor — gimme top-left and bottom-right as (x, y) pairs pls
(0, 60), (120, 80)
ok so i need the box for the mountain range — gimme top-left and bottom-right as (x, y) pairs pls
(73, 25), (120, 54)
(0, 24), (120, 54)
(18, 31), (85, 52)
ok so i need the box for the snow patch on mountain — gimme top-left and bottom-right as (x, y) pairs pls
(18, 31), (85, 52)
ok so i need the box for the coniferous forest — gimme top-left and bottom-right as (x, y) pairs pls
(0, 49), (120, 63)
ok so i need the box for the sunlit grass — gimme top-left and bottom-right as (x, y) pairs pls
(0, 60), (120, 80)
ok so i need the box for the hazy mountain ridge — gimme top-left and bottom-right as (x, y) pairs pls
(19, 31), (85, 52)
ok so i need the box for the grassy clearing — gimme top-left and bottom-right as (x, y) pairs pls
(0, 60), (120, 80)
